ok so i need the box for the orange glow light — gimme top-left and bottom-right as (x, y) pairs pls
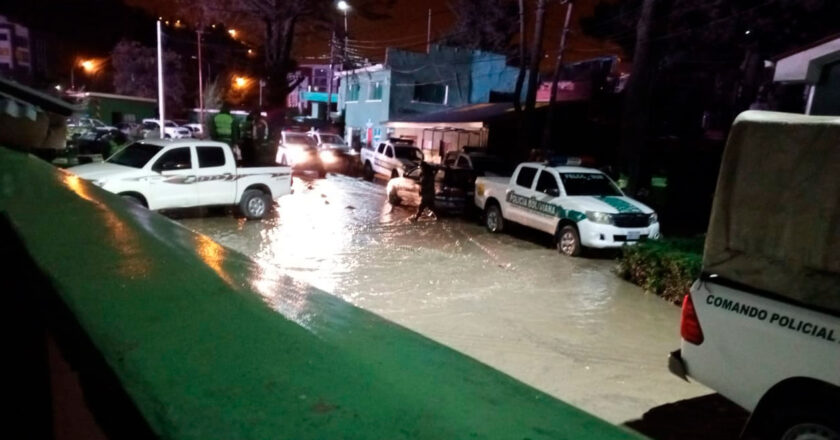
(234, 76), (250, 89)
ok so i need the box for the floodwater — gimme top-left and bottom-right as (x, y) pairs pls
(178, 174), (709, 424)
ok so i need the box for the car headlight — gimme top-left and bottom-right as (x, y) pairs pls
(288, 148), (307, 165)
(319, 150), (338, 164)
(649, 212), (659, 225)
(586, 211), (614, 224)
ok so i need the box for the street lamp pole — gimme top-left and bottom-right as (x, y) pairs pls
(197, 30), (204, 132)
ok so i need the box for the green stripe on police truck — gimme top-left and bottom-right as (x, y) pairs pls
(506, 192), (586, 222)
(596, 196), (642, 213)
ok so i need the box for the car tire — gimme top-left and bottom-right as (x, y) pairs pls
(239, 189), (270, 220)
(557, 225), (582, 257)
(484, 204), (504, 233)
(121, 194), (146, 208)
(771, 407), (840, 440)
(363, 162), (374, 181)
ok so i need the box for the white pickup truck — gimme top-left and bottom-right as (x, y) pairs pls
(669, 112), (839, 440)
(361, 140), (424, 180)
(475, 162), (659, 256)
(69, 139), (292, 220)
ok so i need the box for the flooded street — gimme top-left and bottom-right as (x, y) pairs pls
(179, 174), (709, 425)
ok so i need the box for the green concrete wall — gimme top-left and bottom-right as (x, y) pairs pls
(0, 147), (641, 440)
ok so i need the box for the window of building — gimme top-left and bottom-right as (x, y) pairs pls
(368, 81), (383, 101)
(413, 83), (448, 104)
(197, 147), (226, 168)
(346, 82), (361, 102)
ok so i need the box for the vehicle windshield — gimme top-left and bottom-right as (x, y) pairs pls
(395, 146), (423, 161)
(319, 134), (344, 145)
(559, 173), (623, 196)
(108, 143), (164, 168)
(285, 133), (315, 147)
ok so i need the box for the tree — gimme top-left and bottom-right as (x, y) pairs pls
(111, 40), (187, 116)
(581, 0), (840, 192)
(158, 0), (394, 118)
(444, 0), (519, 54)
(513, 0), (527, 113)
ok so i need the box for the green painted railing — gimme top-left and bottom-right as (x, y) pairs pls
(0, 147), (641, 439)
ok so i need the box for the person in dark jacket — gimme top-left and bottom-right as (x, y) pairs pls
(413, 162), (438, 221)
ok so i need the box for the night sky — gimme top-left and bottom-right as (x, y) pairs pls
(1, 0), (621, 73)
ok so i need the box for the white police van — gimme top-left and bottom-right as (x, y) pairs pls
(669, 111), (840, 439)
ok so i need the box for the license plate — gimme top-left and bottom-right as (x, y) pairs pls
(627, 231), (641, 241)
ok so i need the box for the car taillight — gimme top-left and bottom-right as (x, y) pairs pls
(680, 293), (704, 345)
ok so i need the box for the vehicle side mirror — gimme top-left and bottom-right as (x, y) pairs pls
(545, 188), (560, 197)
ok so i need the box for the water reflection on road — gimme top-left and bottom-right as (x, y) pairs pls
(179, 174), (708, 424)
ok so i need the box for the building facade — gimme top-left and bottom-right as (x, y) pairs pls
(338, 45), (525, 155)
(772, 35), (840, 116)
(287, 64), (339, 119)
(0, 15), (32, 82)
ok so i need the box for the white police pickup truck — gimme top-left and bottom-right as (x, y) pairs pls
(69, 139), (292, 220)
(474, 162), (659, 256)
(669, 112), (839, 440)
(361, 139), (424, 180)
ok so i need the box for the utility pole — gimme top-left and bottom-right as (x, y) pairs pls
(427, 9), (432, 53)
(544, 0), (574, 149)
(513, 0), (526, 113)
(157, 20), (165, 139)
(524, 0), (548, 114)
(327, 31), (335, 121)
(197, 30), (204, 133)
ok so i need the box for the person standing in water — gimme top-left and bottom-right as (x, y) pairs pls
(413, 162), (438, 221)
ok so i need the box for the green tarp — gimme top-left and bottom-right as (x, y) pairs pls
(704, 111), (840, 314)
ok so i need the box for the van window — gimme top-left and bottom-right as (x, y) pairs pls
(456, 156), (470, 168)
(515, 166), (538, 189)
(377, 143), (386, 154)
(385, 147), (394, 158)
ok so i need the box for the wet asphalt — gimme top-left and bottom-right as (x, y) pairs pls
(177, 173), (713, 427)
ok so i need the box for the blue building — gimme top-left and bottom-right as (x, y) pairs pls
(338, 45), (525, 160)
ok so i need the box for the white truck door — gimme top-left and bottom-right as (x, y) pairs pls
(195, 145), (237, 206)
(506, 165), (539, 226)
(532, 169), (563, 234)
(148, 146), (199, 209)
(383, 145), (398, 176)
(374, 143), (388, 174)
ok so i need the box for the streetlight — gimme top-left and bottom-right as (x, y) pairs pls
(327, 1), (350, 121)
(234, 76), (250, 89)
(337, 1), (350, 37)
(71, 58), (102, 91)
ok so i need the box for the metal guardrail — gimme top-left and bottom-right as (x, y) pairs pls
(0, 147), (641, 439)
